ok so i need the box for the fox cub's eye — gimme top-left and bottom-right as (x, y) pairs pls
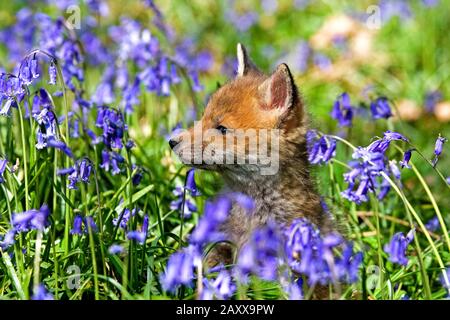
(216, 125), (228, 135)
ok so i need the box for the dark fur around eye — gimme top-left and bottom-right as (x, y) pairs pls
(216, 125), (228, 135)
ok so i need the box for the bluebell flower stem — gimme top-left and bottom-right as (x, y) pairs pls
(16, 102), (30, 211)
(410, 162), (450, 253)
(33, 230), (43, 291)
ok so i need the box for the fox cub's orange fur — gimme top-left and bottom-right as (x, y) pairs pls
(169, 44), (332, 265)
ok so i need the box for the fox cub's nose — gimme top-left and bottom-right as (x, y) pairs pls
(169, 139), (179, 149)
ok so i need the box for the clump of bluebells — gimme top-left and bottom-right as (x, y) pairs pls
(340, 131), (408, 204)
(160, 180), (362, 299)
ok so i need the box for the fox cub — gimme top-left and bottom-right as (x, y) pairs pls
(169, 43), (332, 265)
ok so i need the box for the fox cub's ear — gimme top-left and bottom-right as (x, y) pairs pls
(236, 43), (260, 77)
(258, 63), (296, 112)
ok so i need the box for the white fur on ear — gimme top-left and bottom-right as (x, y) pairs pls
(237, 43), (246, 77)
(236, 43), (260, 77)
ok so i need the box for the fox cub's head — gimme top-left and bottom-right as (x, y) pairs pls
(169, 44), (309, 178)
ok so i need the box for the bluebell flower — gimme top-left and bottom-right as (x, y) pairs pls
(160, 245), (201, 292)
(440, 268), (450, 292)
(307, 131), (337, 165)
(331, 93), (353, 127)
(170, 186), (197, 219)
(313, 53), (332, 70)
(0, 158), (7, 183)
(0, 229), (17, 250)
(379, 0), (412, 23)
(284, 278), (304, 300)
(425, 216), (441, 232)
(422, 0), (439, 7)
(32, 284), (54, 300)
(370, 97), (392, 119)
(100, 150), (124, 175)
(185, 168), (201, 196)
(127, 214), (149, 244)
(200, 270), (236, 300)
(399, 149), (413, 169)
(132, 166), (143, 186)
(285, 218), (362, 286)
(432, 135), (447, 167)
(108, 244), (124, 255)
(12, 204), (50, 232)
(424, 90), (442, 113)
(237, 220), (282, 281)
(190, 197), (231, 245)
(70, 215), (98, 235)
(85, 216), (98, 233)
(96, 107), (126, 150)
(58, 159), (93, 190)
(446, 177), (450, 185)
(224, 3), (259, 32)
(113, 207), (136, 230)
(70, 215), (83, 235)
(384, 229), (415, 266)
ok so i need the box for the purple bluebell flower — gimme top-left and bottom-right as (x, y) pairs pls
(225, 4), (259, 32)
(12, 204), (50, 232)
(432, 135), (447, 167)
(425, 216), (440, 232)
(70, 215), (98, 235)
(261, 0), (278, 14)
(127, 215), (149, 244)
(32, 284), (54, 300)
(237, 220), (282, 281)
(170, 186), (197, 219)
(434, 135), (446, 156)
(201, 270), (236, 300)
(313, 53), (332, 70)
(70, 215), (83, 235)
(46, 138), (73, 158)
(58, 159), (93, 190)
(379, 0), (412, 23)
(190, 197), (231, 245)
(85, 216), (98, 233)
(96, 107), (126, 150)
(284, 278), (304, 300)
(113, 208), (136, 230)
(108, 244), (124, 255)
(399, 149), (413, 169)
(440, 268), (450, 291)
(222, 57), (238, 78)
(422, 0), (439, 7)
(100, 150), (124, 175)
(389, 160), (401, 181)
(185, 168), (201, 196)
(132, 166), (143, 186)
(331, 93), (353, 127)
(0, 158), (7, 183)
(424, 90), (442, 113)
(446, 177), (450, 185)
(307, 131), (337, 165)
(384, 229), (415, 266)
(293, 40), (311, 73)
(160, 245), (201, 292)
(285, 218), (362, 285)
(370, 97), (392, 119)
(0, 229), (17, 250)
